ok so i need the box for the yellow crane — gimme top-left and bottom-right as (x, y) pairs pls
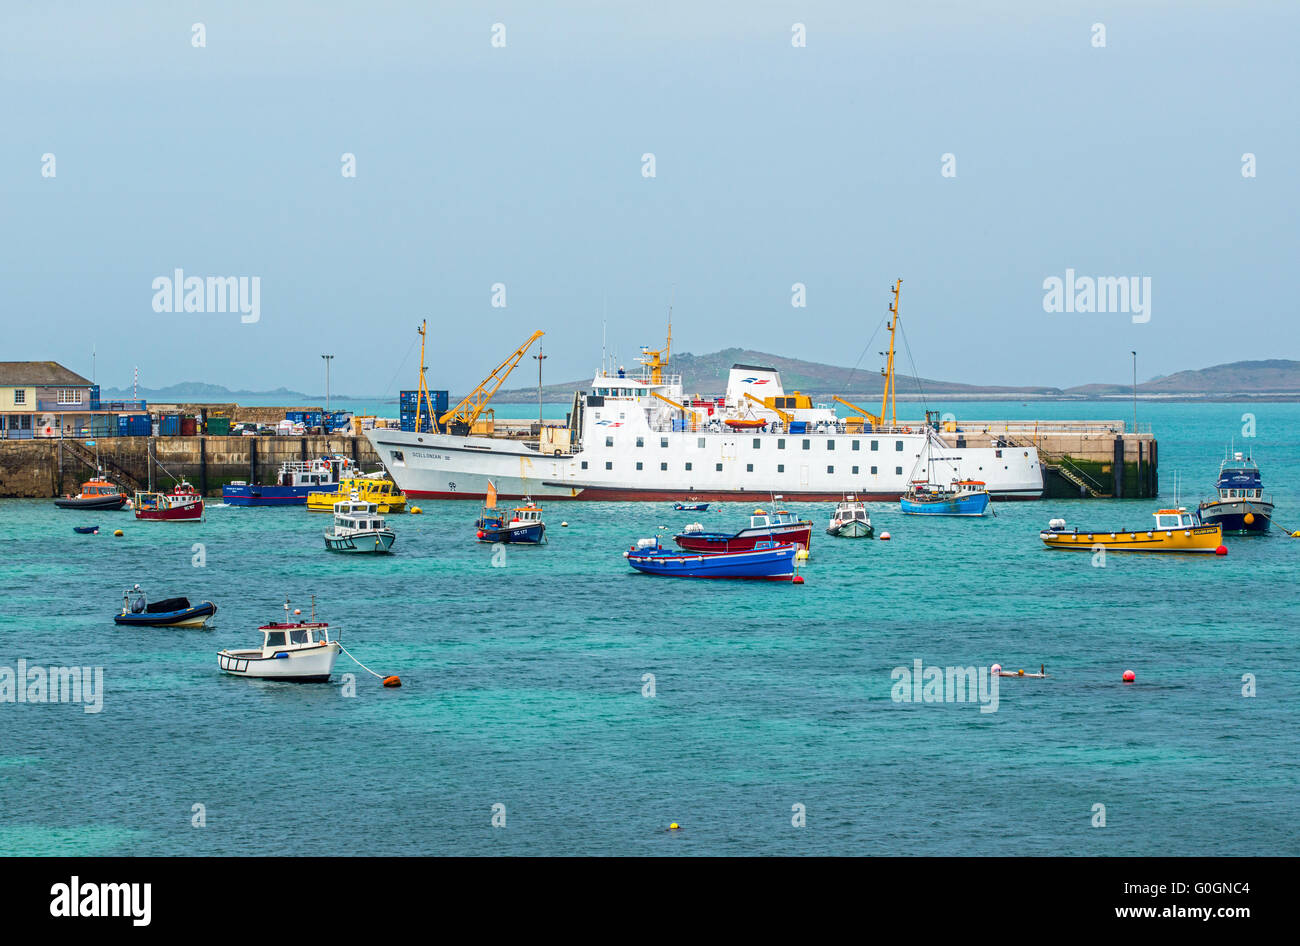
(439, 330), (544, 433)
(743, 392), (793, 425)
(651, 391), (699, 426)
(831, 395), (882, 427)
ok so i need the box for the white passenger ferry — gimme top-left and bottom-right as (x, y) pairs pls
(367, 285), (1043, 502)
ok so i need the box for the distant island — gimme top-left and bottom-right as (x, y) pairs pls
(103, 357), (1300, 404)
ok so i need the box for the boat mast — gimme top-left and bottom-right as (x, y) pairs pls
(640, 300), (672, 384)
(880, 279), (902, 428)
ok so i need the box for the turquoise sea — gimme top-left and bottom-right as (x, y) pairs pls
(1, 400), (1297, 856)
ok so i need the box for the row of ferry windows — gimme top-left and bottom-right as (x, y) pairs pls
(607, 436), (906, 451)
(582, 460), (904, 475)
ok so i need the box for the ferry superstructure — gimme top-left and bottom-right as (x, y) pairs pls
(367, 283), (1044, 502)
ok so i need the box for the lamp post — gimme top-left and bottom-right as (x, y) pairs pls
(1131, 351), (1137, 434)
(322, 354), (334, 413)
(533, 345), (547, 426)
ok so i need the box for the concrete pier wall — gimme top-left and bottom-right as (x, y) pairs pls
(0, 436), (383, 498)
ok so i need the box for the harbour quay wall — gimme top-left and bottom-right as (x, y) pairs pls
(942, 421), (1157, 499)
(0, 436), (383, 498)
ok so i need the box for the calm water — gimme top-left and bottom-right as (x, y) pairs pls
(1, 400), (1297, 856)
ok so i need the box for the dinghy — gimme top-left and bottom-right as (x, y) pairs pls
(114, 585), (217, 627)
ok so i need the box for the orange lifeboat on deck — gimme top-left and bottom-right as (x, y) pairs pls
(724, 418), (766, 430)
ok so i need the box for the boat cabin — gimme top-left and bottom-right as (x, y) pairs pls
(1153, 508), (1197, 530)
(1215, 454), (1264, 500)
(834, 502), (869, 523)
(509, 505), (543, 524)
(257, 621), (330, 655)
(333, 500), (384, 530)
(749, 508), (798, 529)
(80, 479), (123, 498)
(279, 456), (351, 488)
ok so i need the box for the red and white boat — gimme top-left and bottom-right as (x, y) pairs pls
(674, 507), (813, 553)
(134, 481), (205, 522)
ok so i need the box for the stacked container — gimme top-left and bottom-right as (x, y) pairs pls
(399, 390), (448, 432)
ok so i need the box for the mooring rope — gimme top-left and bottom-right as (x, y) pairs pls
(336, 642), (385, 679)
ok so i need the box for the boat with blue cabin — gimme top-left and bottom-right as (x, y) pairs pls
(625, 537), (797, 580)
(222, 455), (355, 506)
(1196, 450), (1273, 534)
(673, 501), (710, 512)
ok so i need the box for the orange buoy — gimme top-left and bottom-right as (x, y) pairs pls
(1243, 512), (1255, 525)
(476, 530), (485, 539)
(1122, 670), (1136, 683)
(382, 675), (402, 688)
(1215, 545), (1228, 555)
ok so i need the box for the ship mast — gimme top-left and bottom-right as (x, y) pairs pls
(416, 319), (434, 433)
(880, 279), (902, 428)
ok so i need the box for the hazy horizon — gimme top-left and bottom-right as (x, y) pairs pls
(4, 1), (1295, 395)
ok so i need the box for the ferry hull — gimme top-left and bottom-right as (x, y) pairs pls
(366, 430), (1044, 503)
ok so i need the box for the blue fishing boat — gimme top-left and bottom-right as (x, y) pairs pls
(625, 538), (797, 579)
(475, 483), (546, 544)
(222, 455), (354, 506)
(1196, 450), (1273, 534)
(673, 502), (710, 512)
(900, 479), (991, 516)
(114, 585), (217, 628)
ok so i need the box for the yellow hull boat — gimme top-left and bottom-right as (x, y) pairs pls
(1040, 508), (1224, 553)
(307, 476), (407, 514)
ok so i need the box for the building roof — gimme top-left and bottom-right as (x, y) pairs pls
(0, 361), (92, 387)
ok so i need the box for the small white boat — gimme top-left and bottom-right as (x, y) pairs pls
(324, 499), (396, 553)
(217, 599), (341, 682)
(826, 495), (874, 537)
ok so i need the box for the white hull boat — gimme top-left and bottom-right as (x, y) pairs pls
(218, 599), (341, 682)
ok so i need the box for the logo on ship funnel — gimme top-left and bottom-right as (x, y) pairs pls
(740, 378), (770, 384)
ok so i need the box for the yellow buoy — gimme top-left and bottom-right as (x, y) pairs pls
(1244, 512), (1255, 525)
(796, 549), (809, 561)
(410, 506), (422, 515)
(668, 823), (680, 831)
(113, 529), (124, 537)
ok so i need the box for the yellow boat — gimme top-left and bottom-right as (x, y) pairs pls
(307, 475), (407, 514)
(1040, 508), (1223, 553)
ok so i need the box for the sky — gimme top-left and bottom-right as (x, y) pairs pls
(2, 1), (1296, 397)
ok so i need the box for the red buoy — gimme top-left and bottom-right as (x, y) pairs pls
(1122, 670), (1136, 683)
(383, 675), (402, 688)
(476, 530), (485, 539)
(792, 575), (805, 584)
(1215, 545), (1228, 556)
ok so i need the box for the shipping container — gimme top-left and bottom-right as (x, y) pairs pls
(181, 416), (198, 436)
(160, 415), (182, 436)
(206, 415), (231, 436)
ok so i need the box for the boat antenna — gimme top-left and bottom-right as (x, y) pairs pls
(283, 596), (290, 622)
(310, 594), (316, 622)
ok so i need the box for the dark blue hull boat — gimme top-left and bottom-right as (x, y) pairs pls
(625, 540), (797, 579)
(115, 597), (217, 628)
(73, 526), (100, 534)
(673, 503), (710, 512)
